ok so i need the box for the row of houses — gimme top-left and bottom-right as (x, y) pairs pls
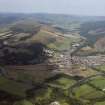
(71, 55), (105, 66)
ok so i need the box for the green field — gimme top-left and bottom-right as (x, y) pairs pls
(90, 76), (105, 89)
(72, 75), (105, 104)
(96, 65), (105, 72)
(32, 85), (75, 105)
(14, 100), (33, 105)
(95, 101), (105, 105)
(29, 74), (79, 105)
(46, 74), (76, 89)
(0, 76), (32, 97)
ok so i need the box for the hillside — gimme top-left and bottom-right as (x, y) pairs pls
(80, 21), (105, 51)
(80, 21), (105, 42)
(94, 37), (105, 51)
(0, 13), (105, 34)
(0, 19), (80, 49)
(0, 19), (80, 65)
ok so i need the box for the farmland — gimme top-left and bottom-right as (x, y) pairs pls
(0, 13), (105, 105)
(0, 76), (33, 97)
(71, 75), (105, 104)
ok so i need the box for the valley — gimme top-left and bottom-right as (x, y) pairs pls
(0, 13), (105, 105)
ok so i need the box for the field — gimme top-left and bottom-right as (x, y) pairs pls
(14, 100), (33, 105)
(46, 74), (76, 89)
(72, 75), (105, 104)
(95, 101), (105, 105)
(71, 64), (98, 77)
(0, 76), (33, 97)
(96, 65), (105, 72)
(32, 86), (71, 105)
(31, 74), (79, 105)
(4, 64), (55, 83)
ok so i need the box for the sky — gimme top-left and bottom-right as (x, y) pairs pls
(0, 0), (105, 16)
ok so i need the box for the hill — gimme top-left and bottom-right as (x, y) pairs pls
(0, 19), (80, 65)
(80, 21), (105, 51)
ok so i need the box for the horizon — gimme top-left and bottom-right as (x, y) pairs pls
(0, 12), (105, 17)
